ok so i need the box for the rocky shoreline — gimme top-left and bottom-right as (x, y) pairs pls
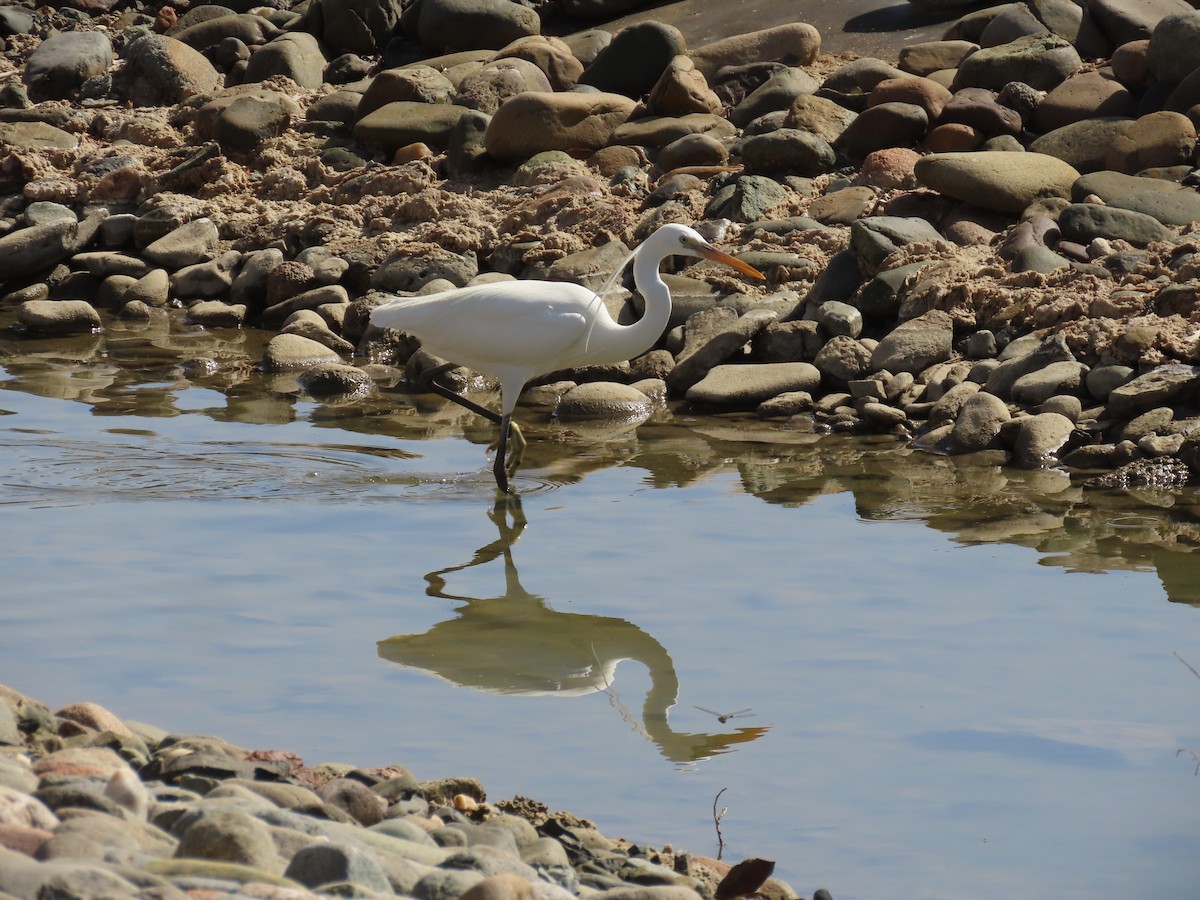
(0, 683), (816, 900)
(3, 1), (1200, 489)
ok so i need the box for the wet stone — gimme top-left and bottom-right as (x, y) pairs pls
(18, 300), (101, 335)
(686, 362), (820, 408)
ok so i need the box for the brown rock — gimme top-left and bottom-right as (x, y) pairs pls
(1033, 70), (1135, 132)
(485, 91), (635, 161)
(868, 75), (953, 120)
(1105, 110), (1197, 173)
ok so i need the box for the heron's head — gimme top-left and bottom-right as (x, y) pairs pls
(658, 223), (765, 281)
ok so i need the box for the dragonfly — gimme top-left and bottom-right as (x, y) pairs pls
(694, 706), (755, 724)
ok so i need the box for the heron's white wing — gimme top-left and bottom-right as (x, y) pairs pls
(371, 282), (598, 374)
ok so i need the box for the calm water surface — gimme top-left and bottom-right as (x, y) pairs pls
(1, 315), (1199, 900)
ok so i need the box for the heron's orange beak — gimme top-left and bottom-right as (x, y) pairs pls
(698, 245), (766, 280)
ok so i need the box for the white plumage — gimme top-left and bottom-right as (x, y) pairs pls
(371, 223), (764, 491)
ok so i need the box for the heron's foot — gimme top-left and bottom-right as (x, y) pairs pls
(505, 422), (526, 478)
(487, 421), (526, 478)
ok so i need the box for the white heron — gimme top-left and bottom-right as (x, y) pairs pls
(370, 223), (765, 491)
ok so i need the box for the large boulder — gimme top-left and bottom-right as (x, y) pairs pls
(119, 34), (222, 106)
(417, 0), (539, 53)
(24, 31), (113, 102)
(484, 91), (635, 161)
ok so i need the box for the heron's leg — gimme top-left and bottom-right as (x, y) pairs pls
(419, 362), (502, 425)
(493, 414), (512, 492)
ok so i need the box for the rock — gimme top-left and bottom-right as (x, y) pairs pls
(0, 120), (79, 151)
(418, 0), (540, 53)
(0, 220), (76, 279)
(1090, 0), (1192, 47)
(690, 23), (820, 82)
(187, 300), (248, 327)
(784, 94), (858, 143)
(1010, 360), (1088, 407)
(1028, 118), (1133, 173)
(816, 300), (863, 338)
(142, 219), (220, 269)
(937, 87), (1023, 138)
(357, 67), (456, 119)
(243, 32), (326, 88)
(949, 391), (1010, 452)
(298, 363), (375, 397)
(173, 13), (280, 52)
(171, 250), (241, 298)
(317, 0), (405, 56)
(666, 308), (777, 393)
(24, 32), (113, 103)
(1146, 8), (1200, 82)
(120, 34), (223, 106)
(285, 841), (392, 892)
(1032, 71), (1134, 132)
(740, 129), (835, 176)
(317, 778), (387, 826)
(612, 113), (734, 148)
(263, 334), (345, 371)
(485, 92), (635, 161)
(215, 94), (294, 153)
(849, 216), (943, 275)
(457, 59), (553, 115)
(705, 174), (789, 222)
(18, 300), (102, 335)
(914, 150), (1079, 215)
(1107, 364), (1200, 418)
(494, 35), (584, 91)
(985, 334), (1076, 399)
(1057, 203), (1173, 246)
(951, 34), (1082, 92)
(813, 335), (873, 385)
(1105, 110), (1197, 174)
(579, 21), (686, 98)
(685, 362), (820, 407)
(354, 101), (472, 153)
(1012, 412), (1076, 466)
(656, 132), (728, 170)
(836, 102), (929, 158)
(555, 382), (654, 419)
(870, 309), (954, 374)
(898, 40), (979, 76)
(644, 56), (721, 117)
(372, 250), (477, 293)
(175, 808), (281, 872)
(729, 67), (819, 128)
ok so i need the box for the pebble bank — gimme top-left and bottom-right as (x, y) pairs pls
(8, 0), (1200, 475)
(0, 683), (820, 899)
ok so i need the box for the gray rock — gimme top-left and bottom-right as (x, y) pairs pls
(318, 0), (405, 56)
(263, 285), (351, 330)
(175, 808), (281, 871)
(1010, 360), (1088, 407)
(1107, 364), (1200, 418)
(0, 219), (76, 278)
(120, 34), (223, 106)
(579, 21), (686, 98)
(24, 31), (113, 102)
(1086, 363), (1134, 401)
(414, 867), (487, 900)
(371, 250), (477, 293)
(870, 309), (954, 374)
(836, 102), (930, 158)
(419, 0), (540, 54)
(298, 363), (375, 398)
(705, 174), (789, 223)
(753, 320), (824, 362)
(685, 362), (820, 407)
(816, 300), (863, 338)
(949, 390), (1010, 452)
(171, 250), (241, 298)
(215, 94), (293, 153)
(849, 216), (943, 276)
(1109, 190), (1200, 228)
(285, 841), (392, 892)
(243, 32), (327, 88)
(1057, 203), (1173, 246)
(666, 308), (777, 393)
(456, 59), (553, 115)
(142, 219), (220, 268)
(263, 334), (345, 371)
(729, 67), (819, 127)
(1011, 244), (1069, 273)
(951, 34), (1082, 92)
(984, 333), (1076, 399)
(740, 128), (835, 176)
(553, 382), (654, 419)
(0, 120), (78, 151)
(1028, 118), (1133, 173)
(1146, 9), (1200, 82)
(813, 334), (873, 385)
(18, 300), (102, 335)
(1012, 412), (1076, 466)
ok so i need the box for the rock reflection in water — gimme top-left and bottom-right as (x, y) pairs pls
(378, 495), (770, 765)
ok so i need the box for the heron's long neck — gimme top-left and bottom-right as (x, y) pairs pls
(589, 249), (673, 365)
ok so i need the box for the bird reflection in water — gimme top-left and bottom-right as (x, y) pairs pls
(378, 495), (769, 765)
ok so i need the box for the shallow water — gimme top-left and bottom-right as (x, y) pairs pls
(1, 315), (1200, 900)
